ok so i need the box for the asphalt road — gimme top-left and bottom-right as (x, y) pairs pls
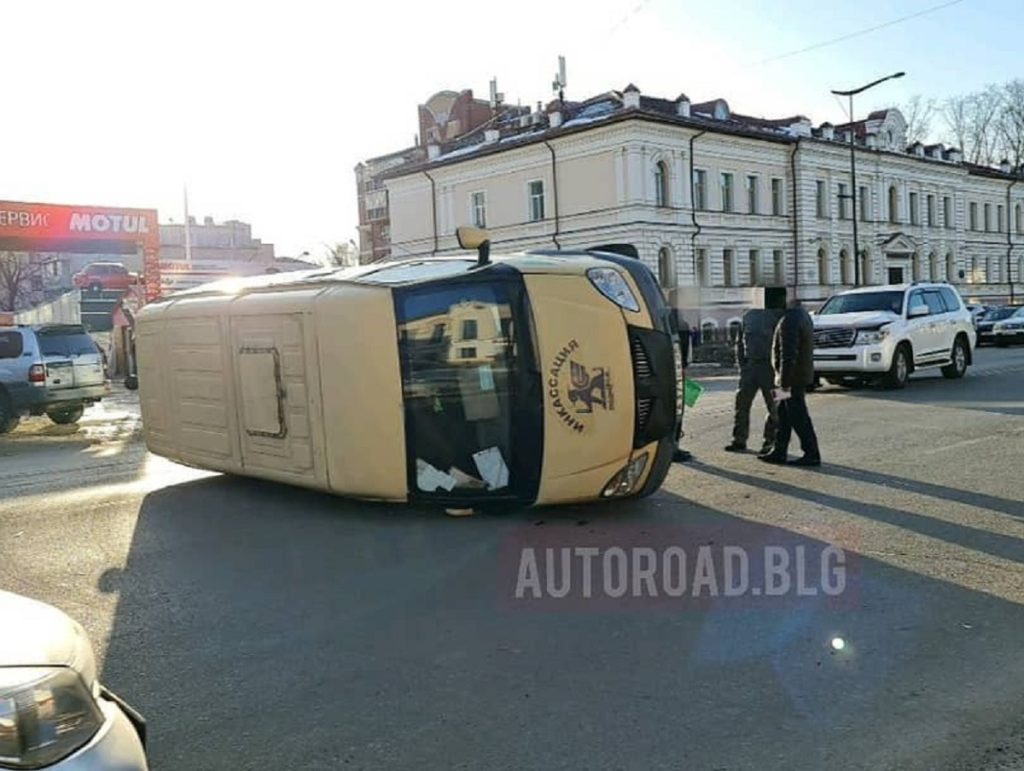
(1, 347), (1023, 770)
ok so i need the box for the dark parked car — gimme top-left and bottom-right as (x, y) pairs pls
(976, 306), (1022, 345)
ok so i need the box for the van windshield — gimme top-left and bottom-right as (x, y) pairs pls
(396, 280), (519, 497)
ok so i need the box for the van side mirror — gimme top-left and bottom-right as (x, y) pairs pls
(456, 226), (491, 266)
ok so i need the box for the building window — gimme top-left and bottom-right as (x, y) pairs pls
(859, 186), (869, 221)
(721, 173), (734, 212)
(772, 249), (785, 285)
(654, 162), (669, 207)
(657, 246), (674, 288)
(461, 319), (478, 340)
(946, 252), (956, 282)
(723, 248), (735, 286)
(969, 202), (978, 231)
(970, 255), (979, 283)
(695, 248), (708, 285)
(997, 204), (1004, 232)
(889, 185), (899, 223)
(471, 192), (487, 228)
(771, 178), (783, 215)
(840, 249), (852, 285)
(818, 248), (829, 285)
(1017, 203), (1024, 234)
(909, 192), (919, 225)
(528, 180), (545, 221)
(913, 252), (923, 281)
(815, 180), (826, 218)
(838, 183), (848, 220)
(459, 347), (477, 359)
(693, 170), (707, 211)
(926, 195), (935, 227)
(747, 175), (758, 214)
(944, 196), (953, 229)
(748, 249), (760, 285)
(984, 203), (992, 231)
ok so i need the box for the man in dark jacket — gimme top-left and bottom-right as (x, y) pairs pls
(759, 299), (821, 466)
(725, 307), (782, 454)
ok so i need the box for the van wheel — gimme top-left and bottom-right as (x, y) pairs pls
(884, 345), (911, 389)
(47, 406), (85, 425)
(941, 337), (968, 379)
(124, 374), (139, 391)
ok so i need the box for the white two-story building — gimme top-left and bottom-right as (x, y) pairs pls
(380, 85), (1024, 331)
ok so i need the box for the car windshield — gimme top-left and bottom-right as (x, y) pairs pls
(818, 291), (905, 315)
(985, 306), (1020, 321)
(396, 280), (517, 495)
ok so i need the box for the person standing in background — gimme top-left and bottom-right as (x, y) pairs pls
(759, 298), (821, 467)
(724, 303), (783, 454)
(673, 311), (694, 463)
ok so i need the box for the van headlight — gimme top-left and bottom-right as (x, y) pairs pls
(855, 328), (889, 345)
(587, 268), (640, 312)
(601, 453), (649, 497)
(0, 667), (103, 768)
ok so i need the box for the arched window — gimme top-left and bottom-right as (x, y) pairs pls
(889, 185), (899, 223)
(728, 319), (743, 342)
(840, 249), (852, 285)
(946, 252), (956, 282)
(988, 257), (999, 284)
(817, 248), (830, 285)
(912, 252), (922, 281)
(654, 161), (669, 207)
(929, 252), (939, 282)
(657, 246), (675, 288)
(1016, 203), (1023, 234)
(970, 256), (979, 283)
(861, 249), (873, 285)
(700, 320), (717, 344)
(1018, 256), (1024, 284)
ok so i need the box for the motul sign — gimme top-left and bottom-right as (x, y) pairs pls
(69, 212), (151, 235)
(0, 199), (162, 302)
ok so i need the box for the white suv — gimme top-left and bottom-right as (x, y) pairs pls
(812, 283), (976, 389)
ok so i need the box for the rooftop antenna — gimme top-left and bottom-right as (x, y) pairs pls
(489, 77), (503, 112)
(552, 55), (567, 103)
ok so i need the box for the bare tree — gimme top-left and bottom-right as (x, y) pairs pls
(321, 241), (360, 268)
(901, 95), (936, 144)
(0, 252), (42, 312)
(942, 85), (1005, 165)
(996, 79), (1024, 167)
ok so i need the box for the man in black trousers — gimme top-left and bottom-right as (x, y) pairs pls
(759, 297), (821, 467)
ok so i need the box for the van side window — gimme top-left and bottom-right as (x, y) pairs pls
(237, 347), (287, 438)
(0, 331), (23, 359)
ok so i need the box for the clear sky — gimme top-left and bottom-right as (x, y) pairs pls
(3, 0), (1019, 259)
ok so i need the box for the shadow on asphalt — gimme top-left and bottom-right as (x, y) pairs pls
(691, 462), (1023, 565)
(818, 463), (1024, 520)
(97, 473), (1024, 771)
(814, 369), (1024, 417)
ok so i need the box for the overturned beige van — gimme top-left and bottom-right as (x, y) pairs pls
(135, 240), (683, 507)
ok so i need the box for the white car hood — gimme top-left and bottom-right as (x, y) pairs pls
(0, 590), (97, 687)
(813, 311), (899, 328)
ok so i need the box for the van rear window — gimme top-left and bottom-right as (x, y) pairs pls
(0, 331), (23, 359)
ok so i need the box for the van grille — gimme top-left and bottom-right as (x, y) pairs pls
(813, 327), (856, 349)
(631, 336), (652, 378)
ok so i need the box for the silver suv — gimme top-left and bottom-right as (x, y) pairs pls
(0, 324), (108, 433)
(812, 282), (976, 389)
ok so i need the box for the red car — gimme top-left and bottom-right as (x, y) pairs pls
(73, 262), (139, 292)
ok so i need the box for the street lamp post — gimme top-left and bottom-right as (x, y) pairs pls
(832, 72), (905, 286)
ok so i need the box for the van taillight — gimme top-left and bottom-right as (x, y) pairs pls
(28, 364), (46, 383)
